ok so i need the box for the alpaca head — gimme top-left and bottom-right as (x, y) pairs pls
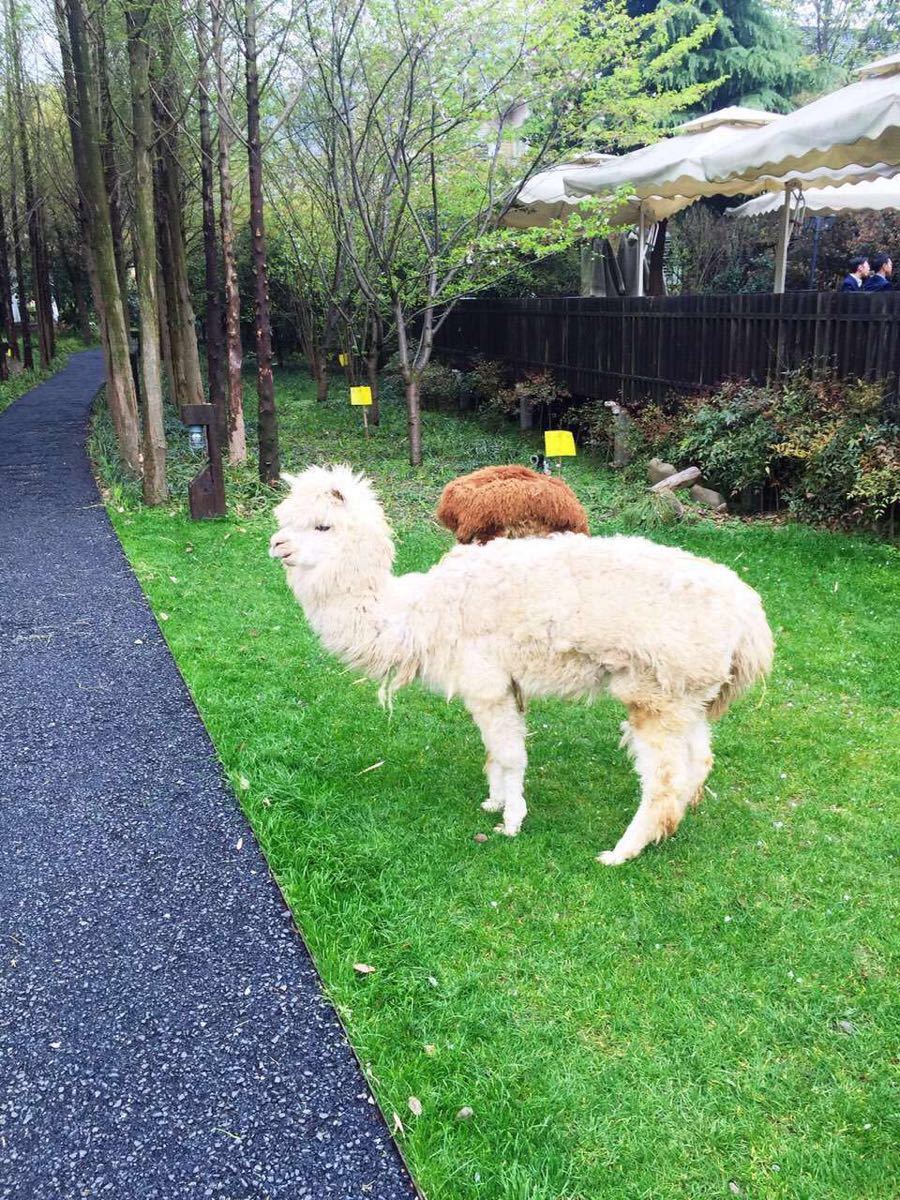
(272, 465), (395, 587)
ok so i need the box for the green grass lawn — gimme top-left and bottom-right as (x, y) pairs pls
(93, 368), (899, 1200)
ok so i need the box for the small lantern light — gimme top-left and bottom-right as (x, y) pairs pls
(181, 404), (226, 519)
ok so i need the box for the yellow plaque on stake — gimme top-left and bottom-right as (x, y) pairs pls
(350, 386), (373, 406)
(338, 352), (348, 366)
(544, 430), (576, 457)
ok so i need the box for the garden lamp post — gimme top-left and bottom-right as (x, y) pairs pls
(182, 402), (226, 519)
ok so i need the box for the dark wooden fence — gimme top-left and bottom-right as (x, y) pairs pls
(433, 292), (900, 412)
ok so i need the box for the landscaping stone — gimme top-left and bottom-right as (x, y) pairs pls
(647, 457), (676, 485)
(691, 484), (727, 511)
(0, 351), (414, 1200)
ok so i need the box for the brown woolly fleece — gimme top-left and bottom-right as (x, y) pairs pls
(436, 464), (590, 544)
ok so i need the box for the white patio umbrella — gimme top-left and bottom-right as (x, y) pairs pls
(560, 107), (781, 294)
(724, 176), (900, 219)
(500, 153), (696, 296)
(500, 153), (615, 229)
(563, 106), (781, 202)
(501, 154), (703, 230)
(703, 54), (900, 288)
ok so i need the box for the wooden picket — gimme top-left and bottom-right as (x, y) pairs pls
(434, 292), (900, 412)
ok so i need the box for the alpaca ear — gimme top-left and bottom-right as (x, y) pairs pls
(330, 488), (345, 503)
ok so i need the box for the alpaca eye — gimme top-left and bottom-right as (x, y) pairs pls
(315, 524), (331, 532)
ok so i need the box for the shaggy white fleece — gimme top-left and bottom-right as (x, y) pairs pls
(270, 465), (774, 865)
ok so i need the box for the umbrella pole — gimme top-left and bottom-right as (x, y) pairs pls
(774, 183), (792, 293)
(636, 204), (646, 298)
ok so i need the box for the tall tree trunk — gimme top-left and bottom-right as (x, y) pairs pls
(405, 376), (422, 465)
(9, 164), (33, 371)
(8, 0), (52, 366)
(153, 157), (183, 400)
(310, 346), (328, 401)
(153, 79), (204, 410)
(212, 0), (245, 462)
(127, 3), (167, 504)
(0, 191), (19, 362)
(56, 231), (91, 341)
(97, 19), (129, 309)
(648, 218), (667, 298)
(365, 309), (381, 426)
(245, 0), (278, 484)
(55, 0), (109, 366)
(67, 250), (92, 342)
(197, 4), (227, 446)
(395, 301), (421, 466)
(155, 256), (176, 402)
(64, 0), (141, 472)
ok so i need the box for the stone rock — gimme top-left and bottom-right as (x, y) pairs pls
(649, 465), (701, 493)
(647, 457), (676, 485)
(691, 484), (727, 511)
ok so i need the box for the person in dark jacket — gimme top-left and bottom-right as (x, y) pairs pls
(840, 255), (870, 291)
(863, 253), (893, 291)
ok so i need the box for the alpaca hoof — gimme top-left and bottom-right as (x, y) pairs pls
(481, 797), (504, 813)
(494, 823), (520, 837)
(596, 847), (634, 866)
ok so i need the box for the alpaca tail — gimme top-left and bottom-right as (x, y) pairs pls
(707, 600), (774, 720)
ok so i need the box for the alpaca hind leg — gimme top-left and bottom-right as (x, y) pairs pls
(686, 719), (714, 809)
(467, 697), (527, 836)
(597, 708), (693, 866)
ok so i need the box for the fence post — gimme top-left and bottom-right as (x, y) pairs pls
(605, 400), (633, 468)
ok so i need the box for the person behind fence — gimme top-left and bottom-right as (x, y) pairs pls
(863, 252), (893, 291)
(840, 255), (870, 291)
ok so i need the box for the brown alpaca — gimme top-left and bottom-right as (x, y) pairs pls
(436, 464), (589, 544)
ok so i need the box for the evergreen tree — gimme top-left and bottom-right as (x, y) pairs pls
(628, 0), (821, 112)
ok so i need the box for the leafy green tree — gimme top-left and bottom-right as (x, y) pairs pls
(628, 0), (822, 112)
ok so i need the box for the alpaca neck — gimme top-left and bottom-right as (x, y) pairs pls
(292, 562), (415, 686)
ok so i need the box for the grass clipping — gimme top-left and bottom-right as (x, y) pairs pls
(619, 489), (692, 530)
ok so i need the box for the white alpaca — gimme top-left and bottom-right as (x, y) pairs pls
(270, 466), (774, 865)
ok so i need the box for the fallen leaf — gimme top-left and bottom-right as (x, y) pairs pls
(354, 963), (376, 975)
(455, 1106), (473, 1121)
(391, 1112), (404, 1136)
(159, 612), (170, 621)
(473, 833), (489, 844)
(836, 1019), (856, 1036)
(427, 976), (438, 988)
(239, 777), (250, 791)
(423, 1044), (436, 1056)
(407, 1096), (422, 1117)
(729, 1184), (741, 1196)
(235, 838), (243, 851)
(358, 760), (385, 775)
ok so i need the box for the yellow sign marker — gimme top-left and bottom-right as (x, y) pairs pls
(338, 352), (348, 367)
(544, 430), (576, 457)
(350, 386), (373, 406)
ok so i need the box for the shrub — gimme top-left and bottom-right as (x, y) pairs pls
(629, 371), (899, 531)
(418, 361), (462, 409)
(463, 357), (509, 408)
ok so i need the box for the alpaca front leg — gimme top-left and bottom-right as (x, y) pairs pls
(481, 756), (505, 813)
(467, 698), (527, 836)
(597, 707), (694, 866)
